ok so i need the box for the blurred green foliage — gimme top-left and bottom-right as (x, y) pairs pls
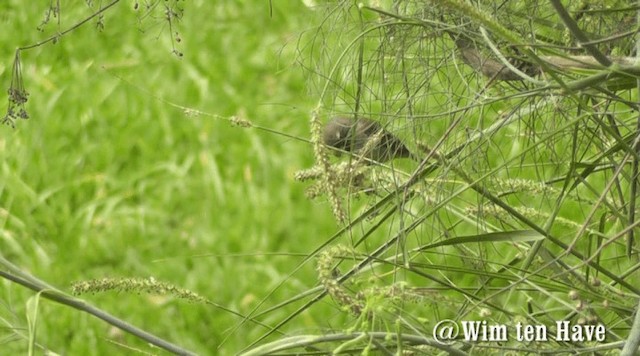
(0, 1), (339, 354)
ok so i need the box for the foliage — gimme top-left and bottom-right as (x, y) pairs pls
(2, 0), (640, 355)
(291, 0), (640, 354)
(0, 1), (325, 354)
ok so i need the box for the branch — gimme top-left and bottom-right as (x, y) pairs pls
(548, 0), (612, 66)
(0, 256), (196, 355)
(18, 0), (121, 51)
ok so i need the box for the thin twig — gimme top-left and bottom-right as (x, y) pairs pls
(548, 0), (612, 66)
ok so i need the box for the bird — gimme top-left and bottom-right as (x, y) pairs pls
(322, 116), (418, 162)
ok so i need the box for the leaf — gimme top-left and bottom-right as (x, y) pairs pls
(26, 292), (43, 356)
(419, 230), (544, 250)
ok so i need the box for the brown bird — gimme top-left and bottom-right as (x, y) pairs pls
(322, 116), (417, 162)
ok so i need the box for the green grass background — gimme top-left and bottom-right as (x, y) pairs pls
(4, 1), (635, 355)
(0, 1), (341, 354)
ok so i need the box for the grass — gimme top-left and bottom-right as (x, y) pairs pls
(0, 1), (341, 354)
(2, 1), (640, 355)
